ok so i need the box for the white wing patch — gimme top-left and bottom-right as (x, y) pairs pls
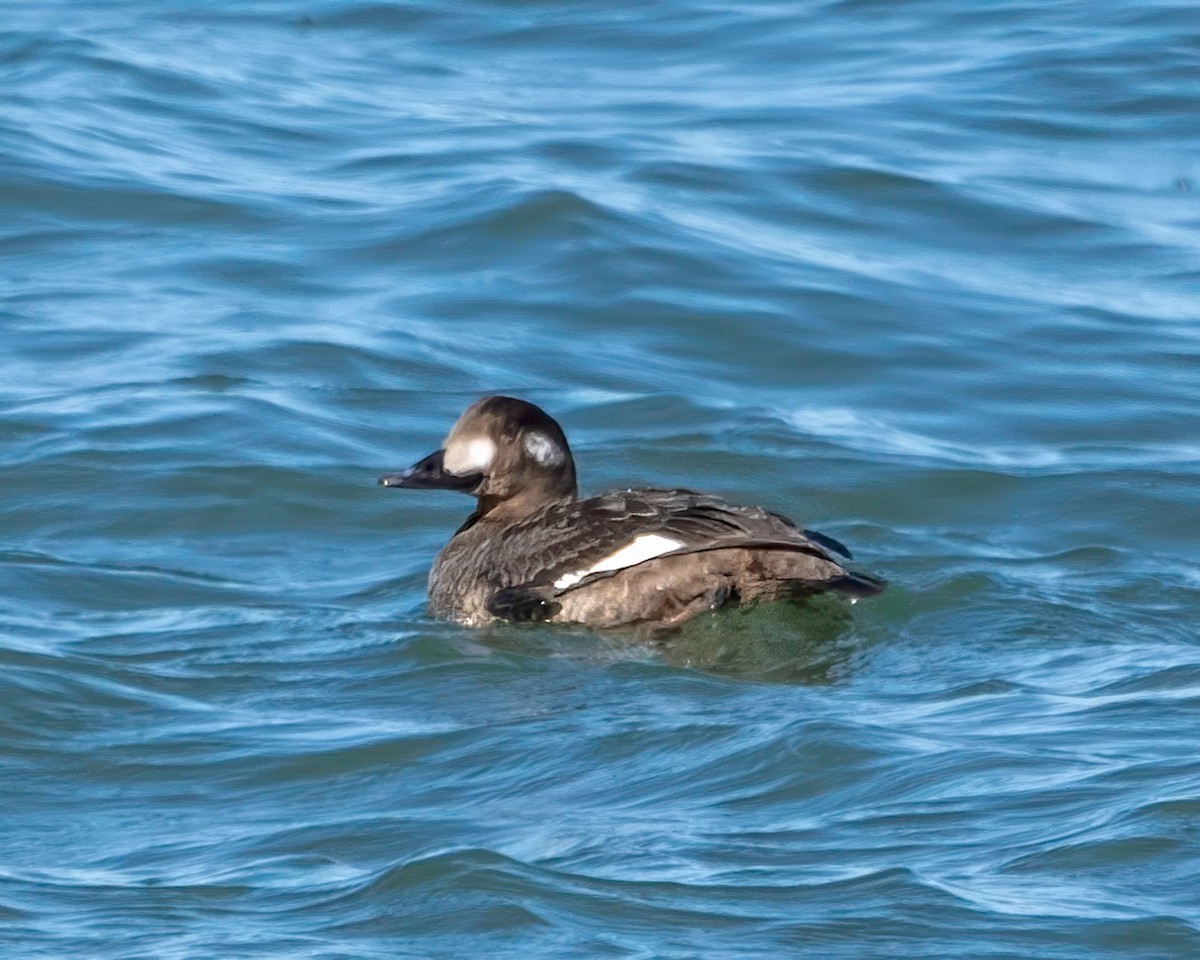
(523, 431), (564, 466)
(443, 436), (496, 473)
(552, 534), (684, 591)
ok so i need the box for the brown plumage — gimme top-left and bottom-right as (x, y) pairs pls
(380, 396), (885, 629)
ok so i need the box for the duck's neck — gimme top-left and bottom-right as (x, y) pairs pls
(475, 486), (575, 525)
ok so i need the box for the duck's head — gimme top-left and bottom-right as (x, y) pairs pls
(379, 396), (578, 516)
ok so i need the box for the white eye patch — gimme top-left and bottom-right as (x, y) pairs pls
(523, 431), (564, 466)
(443, 436), (496, 474)
(553, 534), (684, 590)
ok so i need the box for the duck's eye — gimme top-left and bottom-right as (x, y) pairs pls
(523, 431), (563, 466)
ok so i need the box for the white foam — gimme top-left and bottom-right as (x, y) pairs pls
(782, 407), (1067, 469)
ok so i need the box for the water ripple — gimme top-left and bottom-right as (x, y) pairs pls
(4, 0), (1200, 957)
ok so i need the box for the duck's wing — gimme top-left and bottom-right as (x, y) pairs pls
(490, 488), (863, 613)
(484, 488), (882, 622)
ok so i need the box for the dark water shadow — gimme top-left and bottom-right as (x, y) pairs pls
(655, 595), (861, 684)
(473, 595), (863, 685)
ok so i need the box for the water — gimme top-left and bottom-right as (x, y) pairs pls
(3, 1), (1199, 956)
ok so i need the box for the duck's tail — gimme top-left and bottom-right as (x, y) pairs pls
(825, 568), (888, 598)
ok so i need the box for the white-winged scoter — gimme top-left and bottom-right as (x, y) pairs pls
(380, 396), (885, 629)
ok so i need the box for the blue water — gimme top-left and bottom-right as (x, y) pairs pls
(3, 2), (1199, 957)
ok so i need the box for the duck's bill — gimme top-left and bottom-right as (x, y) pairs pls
(378, 449), (483, 491)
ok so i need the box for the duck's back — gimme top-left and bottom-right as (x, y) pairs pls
(429, 488), (883, 628)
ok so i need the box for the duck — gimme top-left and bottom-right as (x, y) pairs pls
(379, 396), (885, 630)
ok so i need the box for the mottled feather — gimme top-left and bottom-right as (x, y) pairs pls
(495, 489), (844, 595)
